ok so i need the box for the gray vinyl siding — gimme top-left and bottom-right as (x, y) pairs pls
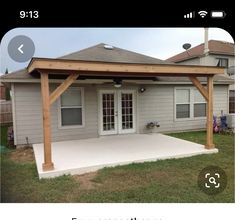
(213, 85), (229, 115)
(14, 83), (98, 145)
(138, 84), (229, 133)
(176, 58), (200, 65)
(13, 83), (229, 145)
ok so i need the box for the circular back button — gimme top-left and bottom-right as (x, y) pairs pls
(8, 35), (35, 62)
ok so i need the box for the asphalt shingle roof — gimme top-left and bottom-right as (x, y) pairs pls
(167, 40), (235, 63)
(59, 43), (168, 64)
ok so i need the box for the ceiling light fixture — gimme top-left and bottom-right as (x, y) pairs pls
(113, 78), (122, 88)
(139, 87), (146, 93)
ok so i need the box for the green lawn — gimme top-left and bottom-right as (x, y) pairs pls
(1, 129), (234, 202)
(0, 124), (8, 147)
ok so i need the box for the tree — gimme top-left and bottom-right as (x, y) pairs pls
(5, 68), (11, 100)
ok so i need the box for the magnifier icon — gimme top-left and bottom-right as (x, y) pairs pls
(209, 177), (216, 184)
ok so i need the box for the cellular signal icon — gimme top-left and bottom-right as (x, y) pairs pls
(184, 12), (195, 19)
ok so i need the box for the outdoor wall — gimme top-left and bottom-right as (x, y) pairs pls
(177, 55), (234, 68)
(13, 83), (98, 145)
(200, 54), (235, 67)
(13, 82), (229, 145)
(138, 84), (229, 133)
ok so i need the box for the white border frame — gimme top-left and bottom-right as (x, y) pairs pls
(57, 87), (85, 129)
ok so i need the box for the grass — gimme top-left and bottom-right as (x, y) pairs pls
(1, 128), (234, 202)
(0, 124), (9, 147)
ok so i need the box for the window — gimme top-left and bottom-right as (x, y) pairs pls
(175, 88), (206, 120)
(229, 90), (235, 113)
(59, 88), (84, 127)
(194, 90), (206, 117)
(176, 89), (190, 118)
(217, 58), (228, 68)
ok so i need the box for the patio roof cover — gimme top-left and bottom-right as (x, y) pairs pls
(25, 43), (224, 172)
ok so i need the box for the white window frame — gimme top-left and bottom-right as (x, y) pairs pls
(175, 88), (191, 120)
(58, 87), (85, 129)
(174, 87), (207, 121)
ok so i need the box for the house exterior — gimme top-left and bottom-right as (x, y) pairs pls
(0, 43), (229, 170)
(1, 43), (232, 147)
(167, 40), (235, 114)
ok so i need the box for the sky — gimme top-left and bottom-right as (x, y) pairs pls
(0, 28), (234, 74)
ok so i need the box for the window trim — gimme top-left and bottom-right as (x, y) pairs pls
(58, 87), (85, 129)
(174, 87), (207, 121)
(175, 88), (191, 119)
(229, 89), (235, 114)
(193, 89), (207, 118)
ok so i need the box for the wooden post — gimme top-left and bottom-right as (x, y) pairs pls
(205, 76), (215, 149)
(40, 72), (54, 171)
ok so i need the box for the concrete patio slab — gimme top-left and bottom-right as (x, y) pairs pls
(33, 133), (218, 178)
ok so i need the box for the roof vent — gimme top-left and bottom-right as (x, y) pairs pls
(104, 44), (114, 50)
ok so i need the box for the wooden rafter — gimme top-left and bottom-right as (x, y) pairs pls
(49, 73), (79, 105)
(189, 76), (209, 101)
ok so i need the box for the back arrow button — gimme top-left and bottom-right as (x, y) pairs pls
(18, 44), (24, 54)
(8, 35), (35, 62)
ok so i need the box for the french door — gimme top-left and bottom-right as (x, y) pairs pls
(99, 90), (136, 135)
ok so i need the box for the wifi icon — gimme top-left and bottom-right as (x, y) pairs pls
(198, 11), (208, 18)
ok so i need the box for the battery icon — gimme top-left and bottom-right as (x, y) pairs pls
(211, 11), (226, 18)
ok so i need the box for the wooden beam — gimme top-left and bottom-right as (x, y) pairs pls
(205, 76), (215, 149)
(40, 72), (54, 171)
(49, 73), (79, 105)
(28, 58), (224, 75)
(34, 69), (220, 78)
(189, 76), (209, 101)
